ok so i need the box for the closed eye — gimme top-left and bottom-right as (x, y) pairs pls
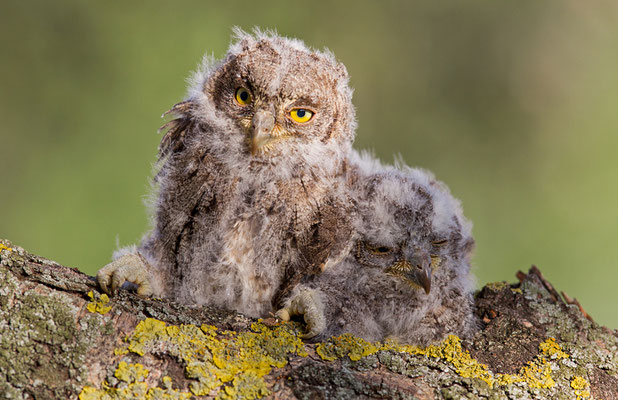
(365, 244), (393, 255)
(431, 239), (448, 247)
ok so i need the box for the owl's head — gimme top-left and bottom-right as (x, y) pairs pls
(350, 156), (474, 294)
(171, 29), (356, 176)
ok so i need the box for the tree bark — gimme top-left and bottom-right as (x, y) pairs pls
(0, 238), (616, 400)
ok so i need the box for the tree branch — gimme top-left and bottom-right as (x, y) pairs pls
(0, 239), (616, 399)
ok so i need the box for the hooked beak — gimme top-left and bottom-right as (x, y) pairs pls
(250, 109), (275, 155)
(407, 262), (432, 295)
(386, 255), (432, 295)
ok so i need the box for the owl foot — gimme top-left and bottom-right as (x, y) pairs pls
(276, 288), (325, 339)
(97, 253), (154, 296)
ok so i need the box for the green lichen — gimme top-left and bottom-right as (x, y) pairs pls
(0, 239), (26, 268)
(87, 290), (112, 314)
(83, 318), (307, 399)
(0, 266), (92, 398)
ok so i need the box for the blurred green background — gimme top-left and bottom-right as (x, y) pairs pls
(1, 1), (616, 328)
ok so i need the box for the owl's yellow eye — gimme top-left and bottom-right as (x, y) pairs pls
(235, 87), (252, 106)
(289, 108), (314, 123)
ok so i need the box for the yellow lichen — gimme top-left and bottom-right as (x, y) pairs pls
(382, 335), (494, 387)
(114, 362), (149, 383)
(86, 291), (112, 315)
(82, 318), (307, 399)
(114, 347), (129, 356)
(79, 362), (191, 400)
(80, 314), (585, 399)
(78, 386), (104, 400)
(485, 281), (509, 291)
(316, 333), (379, 361)
(518, 358), (555, 389)
(316, 334), (576, 392)
(571, 376), (591, 399)
(0, 244), (12, 252)
(216, 372), (270, 400)
(422, 335), (494, 386)
(127, 317), (167, 356)
(539, 337), (570, 360)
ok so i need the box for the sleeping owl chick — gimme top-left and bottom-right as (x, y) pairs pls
(277, 156), (478, 345)
(97, 29), (356, 317)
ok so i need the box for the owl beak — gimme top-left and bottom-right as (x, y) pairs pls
(416, 263), (432, 295)
(404, 255), (432, 295)
(250, 109), (275, 155)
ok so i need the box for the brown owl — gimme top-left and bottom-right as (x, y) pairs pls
(97, 29), (356, 317)
(277, 154), (479, 345)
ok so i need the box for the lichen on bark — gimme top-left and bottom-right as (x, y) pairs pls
(0, 238), (616, 399)
(0, 261), (93, 398)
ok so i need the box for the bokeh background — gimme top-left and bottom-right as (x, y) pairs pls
(1, 1), (616, 328)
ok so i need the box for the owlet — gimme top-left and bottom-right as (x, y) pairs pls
(277, 154), (479, 345)
(97, 29), (356, 317)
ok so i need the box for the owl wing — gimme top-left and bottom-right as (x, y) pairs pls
(158, 101), (196, 160)
(272, 197), (353, 309)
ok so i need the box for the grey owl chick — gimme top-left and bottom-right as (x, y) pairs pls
(97, 29), (356, 317)
(277, 154), (478, 345)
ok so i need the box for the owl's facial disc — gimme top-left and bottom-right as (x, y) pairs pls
(386, 256), (432, 295)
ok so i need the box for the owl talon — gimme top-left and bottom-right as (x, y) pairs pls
(279, 288), (325, 339)
(275, 308), (291, 322)
(97, 253), (153, 296)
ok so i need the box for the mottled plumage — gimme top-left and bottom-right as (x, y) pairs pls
(278, 154), (478, 345)
(97, 29), (356, 317)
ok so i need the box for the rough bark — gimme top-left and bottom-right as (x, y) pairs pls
(0, 238), (616, 400)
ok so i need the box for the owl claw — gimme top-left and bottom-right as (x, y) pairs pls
(96, 253), (154, 296)
(275, 308), (291, 322)
(277, 288), (325, 339)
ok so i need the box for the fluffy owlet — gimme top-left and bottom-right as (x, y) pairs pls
(277, 155), (478, 345)
(97, 29), (356, 317)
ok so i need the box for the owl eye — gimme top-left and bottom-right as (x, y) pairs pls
(431, 239), (448, 247)
(289, 108), (314, 123)
(366, 244), (392, 255)
(235, 87), (253, 106)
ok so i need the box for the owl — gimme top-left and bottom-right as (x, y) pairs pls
(97, 29), (356, 317)
(277, 154), (478, 345)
